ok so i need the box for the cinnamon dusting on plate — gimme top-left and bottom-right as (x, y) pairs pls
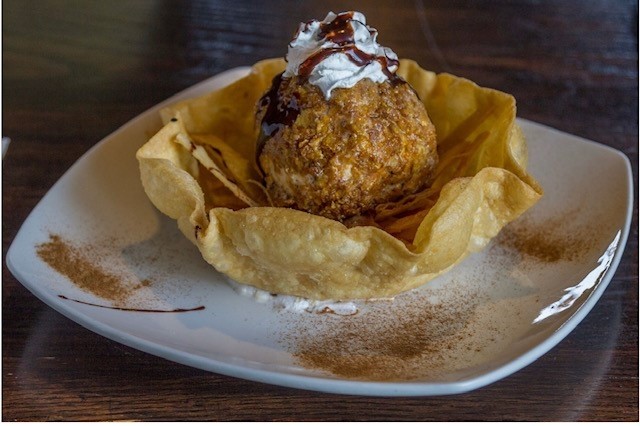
(36, 234), (151, 303)
(284, 289), (486, 381)
(495, 213), (596, 263)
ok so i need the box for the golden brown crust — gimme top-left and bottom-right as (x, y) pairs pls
(257, 76), (438, 221)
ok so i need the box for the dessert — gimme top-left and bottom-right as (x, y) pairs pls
(256, 12), (438, 221)
(136, 11), (542, 300)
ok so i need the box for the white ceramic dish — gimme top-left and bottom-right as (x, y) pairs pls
(6, 67), (633, 396)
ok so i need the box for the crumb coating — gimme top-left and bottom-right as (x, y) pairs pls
(257, 76), (438, 221)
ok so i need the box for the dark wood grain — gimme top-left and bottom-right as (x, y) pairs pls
(3, 0), (638, 421)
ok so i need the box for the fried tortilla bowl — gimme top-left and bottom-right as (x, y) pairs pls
(136, 58), (542, 300)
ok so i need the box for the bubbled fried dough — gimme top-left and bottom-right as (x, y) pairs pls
(257, 76), (438, 221)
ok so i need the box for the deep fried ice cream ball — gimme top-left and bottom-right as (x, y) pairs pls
(255, 11), (438, 221)
(257, 75), (437, 221)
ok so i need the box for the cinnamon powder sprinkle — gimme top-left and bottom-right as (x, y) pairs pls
(285, 290), (482, 381)
(36, 234), (149, 303)
(495, 214), (595, 263)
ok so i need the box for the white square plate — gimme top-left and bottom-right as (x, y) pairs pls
(6, 67), (633, 396)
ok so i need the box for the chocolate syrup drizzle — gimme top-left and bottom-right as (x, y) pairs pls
(58, 294), (205, 313)
(297, 11), (398, 79)
(256, 12), (401, 162)
(256, 72), (301, 165)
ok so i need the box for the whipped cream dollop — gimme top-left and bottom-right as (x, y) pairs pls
(226, 279), (359, 316)
(283, 11), (399, 98)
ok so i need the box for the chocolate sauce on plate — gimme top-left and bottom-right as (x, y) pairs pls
(58, 294), (205, 313)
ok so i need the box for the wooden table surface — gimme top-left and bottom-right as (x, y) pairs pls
(3, 0), (638, 421)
